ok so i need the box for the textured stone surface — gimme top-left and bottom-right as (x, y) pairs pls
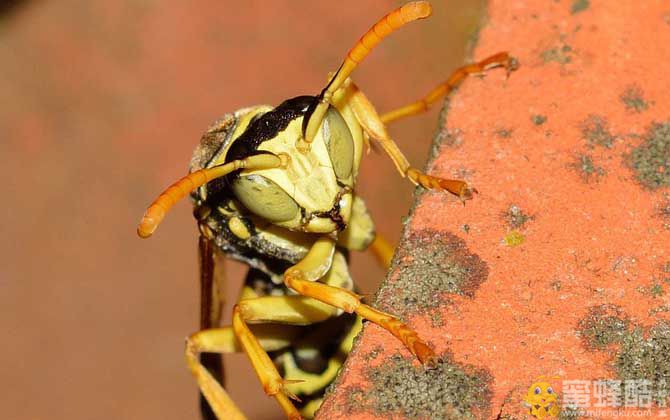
(0, 1), (484, 419)
(319, 1), (670, 418)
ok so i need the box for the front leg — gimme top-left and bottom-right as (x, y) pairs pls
(348, 83), (476, 201)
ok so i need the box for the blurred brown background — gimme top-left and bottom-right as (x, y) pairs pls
(0, 1), (483, 419)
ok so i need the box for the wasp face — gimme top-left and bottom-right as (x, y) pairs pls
(216, 96), (363, 234)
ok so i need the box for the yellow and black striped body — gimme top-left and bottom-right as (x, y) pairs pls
(189, 96), (373, 417)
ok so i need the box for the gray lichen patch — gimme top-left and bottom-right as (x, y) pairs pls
(657, 195), (670, 229)
(541, 44), (573, 65)
(571, 153), (605, 182)
(579, 311), (670, 406)
(436, 128), (464, 148)
(558, 406), (582, 419)
(495, 128), (513, 139)
(662, 261), (670, 281)
(629, 122), (670, 189)
(342, 386), (367, 415)
(366, 353), (492, 419)
(580, 114), (616, 148)
(503, 204), (533, 229)
(376, 229), (488, 320)
(363, 345), (384, 361)
(614, 322), (670, 404)
(577, 305), (630, 350)
(620, 85), (649, 113)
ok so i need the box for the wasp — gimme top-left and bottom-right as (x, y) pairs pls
(137, 1), (516, 419)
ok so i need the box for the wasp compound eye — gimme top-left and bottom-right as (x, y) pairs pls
(231, 174), (300, 223)
(323, 107), (354, 180)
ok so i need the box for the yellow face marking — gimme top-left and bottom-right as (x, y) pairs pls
(253, 118), (338, 211)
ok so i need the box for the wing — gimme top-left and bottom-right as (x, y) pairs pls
(198, 235), (226, 420)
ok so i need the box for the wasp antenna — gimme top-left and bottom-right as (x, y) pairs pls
(337, 1), (431, 81)
(137, 154), (283, 238)
(302, 1), (432, 146)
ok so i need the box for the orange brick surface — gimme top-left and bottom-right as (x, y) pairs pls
(318, 1), (670, 419)
(0, 1), (483, 419)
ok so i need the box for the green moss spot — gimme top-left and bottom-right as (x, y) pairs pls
(367, 354), (491, 419)
(620, 85), (649, 113)
(652, 283), (665, 297)
(629, 122), (670, 189)
(577, 305), (630, 350)
(532, 114), (547, 125)
(504, 230), (525, 247)
(571, 0), (590, 14)
(581, 114), (615, 148)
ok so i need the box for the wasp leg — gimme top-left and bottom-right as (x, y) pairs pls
(380, 52), (518, 124)
(368, 234), (395, 269)
(301, 1), (432, 149)
(284, 236), (437, 366)
(186, 328), (247, 420)
(187, 294), (342, 420)
(347, 83), (476, 201)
